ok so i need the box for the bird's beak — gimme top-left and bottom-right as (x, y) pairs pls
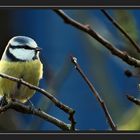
(35, 47), (42, 52)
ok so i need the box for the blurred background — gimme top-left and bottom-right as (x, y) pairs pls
(0, 9), (140, 131)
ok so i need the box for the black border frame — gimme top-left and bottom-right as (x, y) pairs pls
(0, 1), (140, 139)
(1, 132), (140, 139)
(0, 0), (139, 6)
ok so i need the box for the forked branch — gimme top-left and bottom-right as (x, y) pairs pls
(0, 101), (70, 130)
(0, 73), (76, 130)
(54, 9), (140, 67)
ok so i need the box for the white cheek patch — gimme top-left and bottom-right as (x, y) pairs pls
(9, 48), (35, 61)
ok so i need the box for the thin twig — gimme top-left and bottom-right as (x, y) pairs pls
(69, 111), (76, 130)
(71, 56), (117, 130)
(101, 9), (140, 53)
(0, 101), (70, 130)
(124, 69), (140, 78)
(0, 73), (76, 130)
(53, 9), (140, 67)
(124, 70), (133, 77)
(126, 95), (140, 106)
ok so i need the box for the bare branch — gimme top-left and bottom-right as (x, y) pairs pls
(0, 73), (72, 113)
(124, 69), (140, 78)
(53, 9), (140, 67)
(0, 101), (70, 130)
(71, 56), (117, 130)
(124, 70), (133, 77)
(0, 73), (76, 130)
(101, 9), (140, 53)
(126, 95), (140, 106)
(69, 111), (76, 130)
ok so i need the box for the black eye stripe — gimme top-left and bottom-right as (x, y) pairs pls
(9, 44), (35, 50)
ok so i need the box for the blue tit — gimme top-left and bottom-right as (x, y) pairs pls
(0, 36), (43, 103)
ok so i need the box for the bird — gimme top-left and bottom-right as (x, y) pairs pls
(0, 36), (43, 104)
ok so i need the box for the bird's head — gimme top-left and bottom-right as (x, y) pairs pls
(2, 36), (42, 61)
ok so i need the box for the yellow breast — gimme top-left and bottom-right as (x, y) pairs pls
(0, 60), (43, 103)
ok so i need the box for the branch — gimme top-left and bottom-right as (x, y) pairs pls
(101, 9), (140, 53)
(126, 95), (140, 106)
(53, 9), (140, 67)
(0, 73), (76, 130)
(124, 70), (133, 77)
(71, 56), (117, 130)
(0, 101), (70, 131)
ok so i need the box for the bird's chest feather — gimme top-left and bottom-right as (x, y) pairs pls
(0, 60), (43, 102)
